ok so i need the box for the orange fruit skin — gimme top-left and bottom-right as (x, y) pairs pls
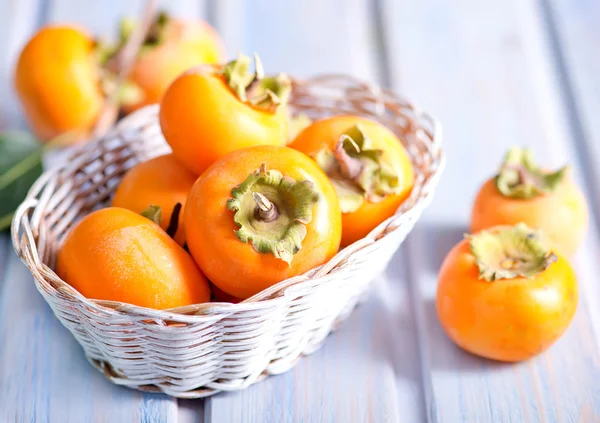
(159, 70), (288, 175)
(14, 26), (103, 142)
(57, 207), (211, 309)
(123, 19), (225, 114)
(112, 154), (197, 245)
(470, 177), (589, 257)
(436, 235), (578, 362)
(289, 115), (415, 246)
(184, 145), (342, 299)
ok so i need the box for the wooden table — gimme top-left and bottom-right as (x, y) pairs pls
(1, 0), (599, 421)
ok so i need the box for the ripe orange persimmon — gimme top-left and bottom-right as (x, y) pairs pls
(112, 154), (196, 245)
(289, 115), (415, 246)
(184, 145), (342, 299)
(471, 148), (588, 257)
(14, 26), (104, 141)
(436, 224), (578, 362)
(57, 207), (210, 309)
(117, 13), (225, 113)
(160, 53), (290, 175)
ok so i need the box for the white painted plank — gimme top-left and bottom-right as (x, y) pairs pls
(206, 1), (426, 422)
(0, 0), (43, 130)
(380, 0), (600, 421)
(544, 0), (600, 217)
(0, 1), (206, 421)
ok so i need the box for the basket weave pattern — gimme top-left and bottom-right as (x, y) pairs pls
(11, 75), (444, 398)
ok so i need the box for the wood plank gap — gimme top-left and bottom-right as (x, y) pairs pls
(371, 0), (435, 421)
(35, 0), (51, 29)
(537, 0), (600, 228)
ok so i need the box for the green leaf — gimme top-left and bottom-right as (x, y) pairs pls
(0, 131), (43, 232)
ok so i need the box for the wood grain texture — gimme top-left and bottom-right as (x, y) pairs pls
(205, 0), (426, 422)
(543, 0), (600, 221)
(0, 2), (207, 422)
(379, 0), (600, 421)
(0, 0), (43, 130)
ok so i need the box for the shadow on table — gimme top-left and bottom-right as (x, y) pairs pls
(413, 222), (466, 274)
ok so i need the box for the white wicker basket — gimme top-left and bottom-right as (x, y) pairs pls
(11, 74), (444, 398)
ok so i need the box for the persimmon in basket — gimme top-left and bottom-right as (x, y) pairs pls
(436, 224), (578, 362)
(15, 26), (104, 141)
(112, 153), (196, 245)
(107, 12), (225, 113)
(160, 53), (290, 175)
(470, 148), (588, 257)
(184, 145), (342, 299)
(289, 115), (415, 246)
(57, 207), (210, 309)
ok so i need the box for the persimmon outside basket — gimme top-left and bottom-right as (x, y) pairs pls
(11, 74), (444, 398)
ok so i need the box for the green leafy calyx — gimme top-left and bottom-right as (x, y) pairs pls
(226, 164), (319, 265)
(314, 124), (401, 213)
(494, 147), (568, 199)
(469, 223), (557, 281)
(219, 53), (292, 113)
(140, 205), (162, 225)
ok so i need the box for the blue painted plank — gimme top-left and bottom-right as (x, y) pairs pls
(0, 1), (206, 421)
(380, 0), (600, 421)
(205, 1), (426, 422)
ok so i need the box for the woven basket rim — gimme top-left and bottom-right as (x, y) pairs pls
(11, 73), (445, 323)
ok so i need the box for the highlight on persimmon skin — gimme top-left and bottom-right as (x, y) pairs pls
(289, 115), (415, 246)
(184, 145), (342, 300)
(159, 53), (290, 175)
(117, 13), (225, 113)
(57, 207), (211, 310)
(112, 153), (196, 245)
(436, 224), (578, 362)
(14, 26), (104, 142)
(470, 148), (589, 257)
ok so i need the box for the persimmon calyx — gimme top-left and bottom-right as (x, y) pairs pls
(226, 164), (319, 265)
(495, 147), (568, 199)
(220, 53), (292, 113)
(140, 203), (182, 238)
(314, 124), (401, 213)
(468, 223), (557, 281)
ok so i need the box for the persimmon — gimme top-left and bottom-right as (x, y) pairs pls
(470, 148), (588, 257)
(436, 224), (578, 362)
(57, 207), (210, 309)
(112, 12), (225, 113)
(289, 115), (414, 246)
(112, 153), (196, 245)
(184, 145), (342, 299)
(14, 26), (104, 141)
(211, 284), (242, 304)
(160, 53), (290, 175)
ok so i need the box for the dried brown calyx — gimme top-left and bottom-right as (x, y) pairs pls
(314, 124), (402, 213)
(226, 164), (319, 265)
(140, 202), (182, 239)
(469, 223), (557, 281)
(219, 53), (292, 113)
(92, 10), (171, 109)
(494, 147), (568, 199)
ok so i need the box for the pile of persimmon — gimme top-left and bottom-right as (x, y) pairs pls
(436, 147), (587, 362)
(14, 11), (224, 142)
(56, 53), (417, 309)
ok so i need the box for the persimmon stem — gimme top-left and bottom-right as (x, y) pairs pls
(166, 202), (182, 238)
(92, 0), (158, 138)
(252, 192), (278, 222)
